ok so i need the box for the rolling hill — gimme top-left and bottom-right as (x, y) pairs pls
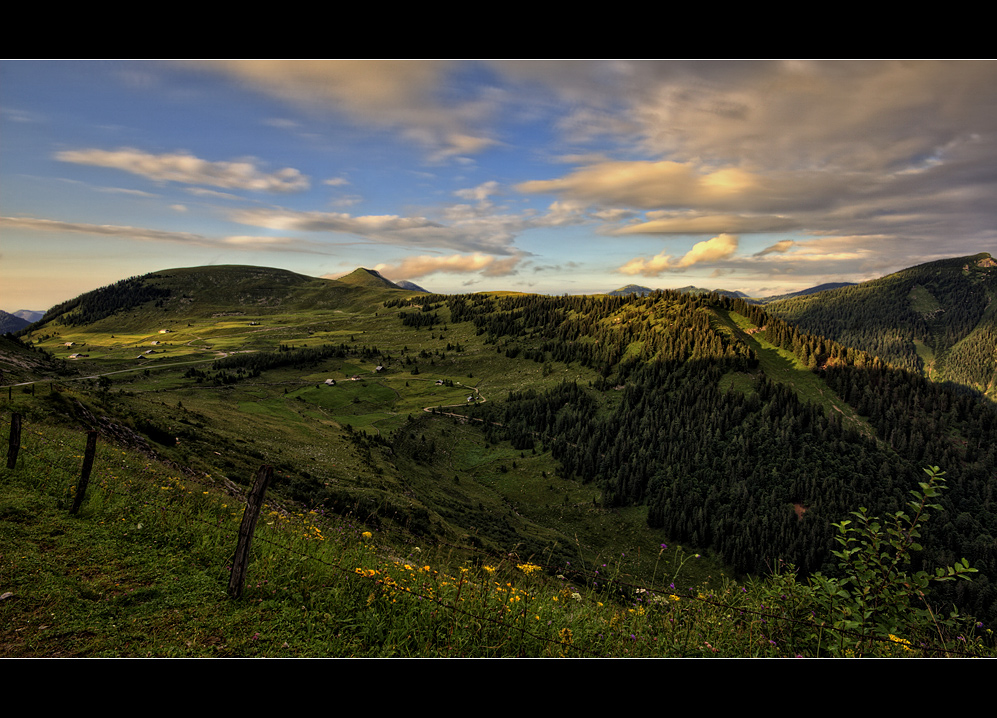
(765, 253), (997, 398)
(4, 259), (996, 628)
(28, 265), (420, 335)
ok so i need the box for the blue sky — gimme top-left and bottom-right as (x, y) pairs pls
(3, 60), (996, 311)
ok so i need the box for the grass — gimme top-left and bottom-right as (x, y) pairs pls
(2, 297), (879, 602)
(7, 277), (994, 657)
(723, 310), (874, 438)
(3, 417), (990, 657)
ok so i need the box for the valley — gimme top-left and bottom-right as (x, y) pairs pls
(2, 256), (996, 655)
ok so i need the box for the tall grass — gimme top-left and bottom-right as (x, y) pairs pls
(1, 417), (991, 657)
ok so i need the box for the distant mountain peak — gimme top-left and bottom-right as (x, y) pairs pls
(0, 310), (32, 334)
(608, 284), (656, 297)
(395, 280), (430, 293)
(336, 268), (402, 289)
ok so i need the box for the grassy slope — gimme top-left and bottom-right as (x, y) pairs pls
(3, 416), (989, 657)
(719, 309), (874, 439)
(764, 253), (997, 399)
(13, 268), (714, 595)
(5, 265), (995, 656)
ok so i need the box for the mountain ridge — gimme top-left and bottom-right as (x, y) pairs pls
(6, 252), (997, 628)
(765, 252), (996, 397)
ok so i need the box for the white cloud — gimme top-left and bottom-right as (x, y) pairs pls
(618, 234), (739, 276)
(454, 181), (499, 204)
(0, 215), (328, 254)
(753, 239), (796, 257)
(509, 61), (997, 250)
(374, 252), (524, 279)
(1, 215), (214, 245)
(230, 208), (437, 233)
(517, 160), (772, 212)
(228, 201), (573, 256)
(208, 60), (498, 163)
(55, 148), (309, 193)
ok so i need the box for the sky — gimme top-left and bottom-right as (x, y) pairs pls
(3, 60), (996, 312)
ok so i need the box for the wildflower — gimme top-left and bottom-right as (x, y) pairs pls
(888, 634), (913, 651)
(483, 565), (497, 574)
(361, 531), (372, 540)
(517, 562), (542, 575)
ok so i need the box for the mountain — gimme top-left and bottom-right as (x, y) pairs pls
(760, 282), (857, 303)
(0, 310), (32, 334)
(28, 265), (417, 334)
(608, 284), (752, 300)
(395, 280), (429, 293)
(13, 310), (45, 323)
(765, 253), (997, 398)
(608, 284), (656, 297)
(335, 267), (402, 290)
(9, 256), (997, 627)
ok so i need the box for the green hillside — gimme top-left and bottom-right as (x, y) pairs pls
(4, 261), (997, 654)
(765, 253), (997, 398)
(335, 267), (402, 290)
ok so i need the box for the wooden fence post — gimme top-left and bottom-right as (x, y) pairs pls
(228, 464), (274, 599)
(69, 431), (98, 515)
(6, 413), (21, 470)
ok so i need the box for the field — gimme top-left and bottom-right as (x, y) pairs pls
(4, 267), (994, 656)
(11, 282), (718, 592)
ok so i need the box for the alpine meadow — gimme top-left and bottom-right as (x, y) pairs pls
(1, 254), (995, 657)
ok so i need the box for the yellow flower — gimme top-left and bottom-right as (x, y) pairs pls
(517, 562), (542, 575)
(889, 634), (913, 651)
(362, 531), (372, 540)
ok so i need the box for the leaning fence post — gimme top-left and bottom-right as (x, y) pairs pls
(69, 431), (98, 515)
(6, 413), (21, 470)
(228, 464), (274, 599)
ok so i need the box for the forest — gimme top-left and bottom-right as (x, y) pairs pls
(8, 257), (996, 636)
(415, 288), (997, 625)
